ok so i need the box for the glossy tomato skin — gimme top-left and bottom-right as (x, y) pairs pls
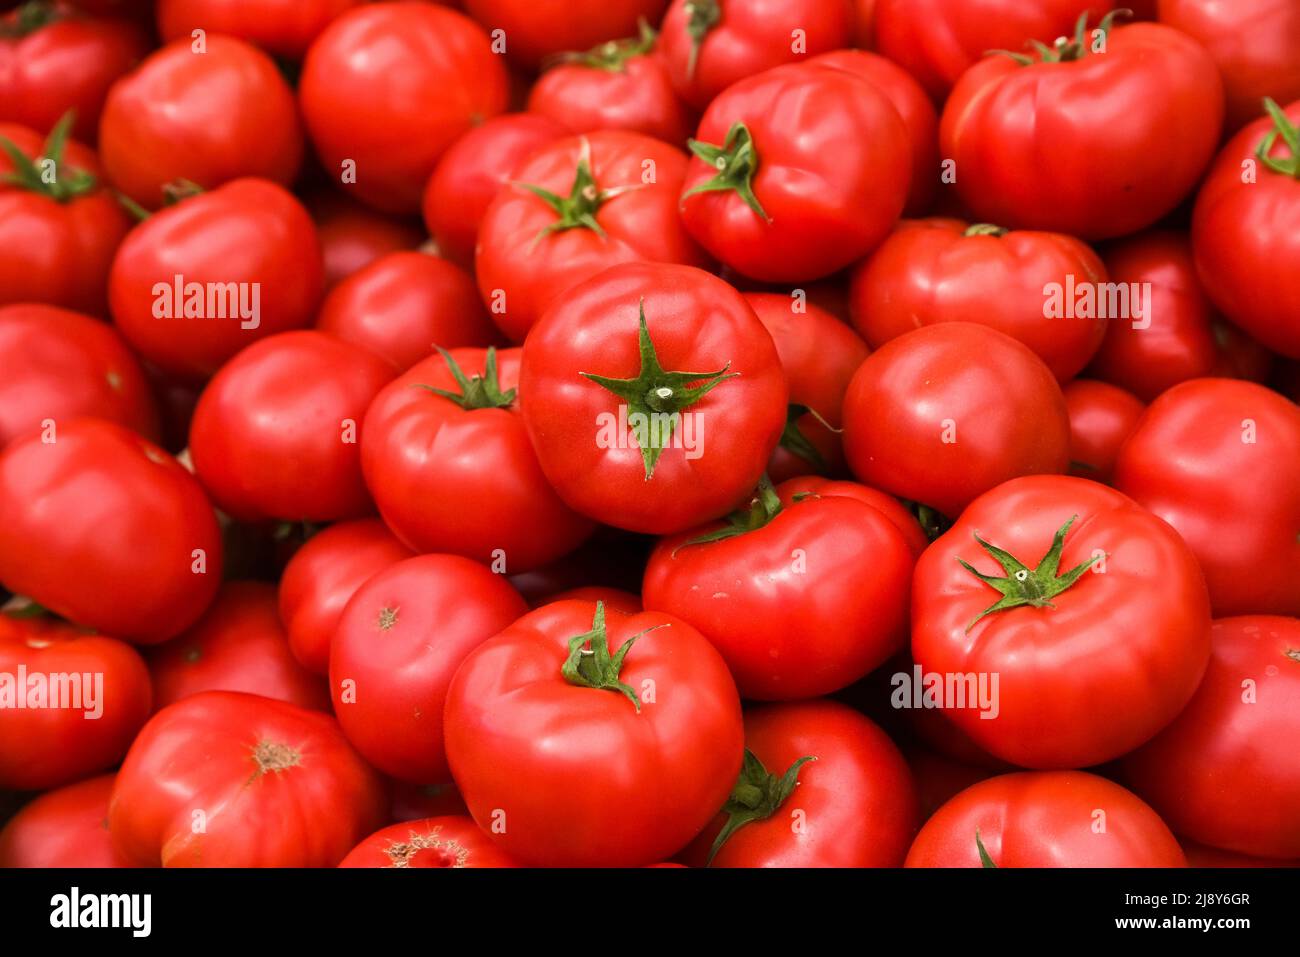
(157, 0), (363, 59)
(310, 191), (423, 290)
(444, 600), (744, 867)
(520, 262), (787, 534)
(1113, 379), (1300, 616)
(476, 130), (706, 342)
(110, 690), (386, 867)
(361, 348), (595, 571)
(0, 775), (129, 868)
(905, 771), (1186, 867)
(277, 519), (414, 675)
(912, 475), (1211, 769)
(0, 419), (222, 644)
(777, 475), (928, 558)
(0, 303), (158, 449)
(300, 3), (508, 214)
(941, 22), (1223, 240)
(461, 0), (668, 68)
(338, 816), (518, 868)
(1062, 379), (1145, 483)
(0, 615), (151, 790)
(850, 219), (1108, 382)
(679, 62), (909, 282)
(330, 554), (528, 784)
(841, 323), (1071, 519)
(98, 36), (302, 208)
(109, 178), (324, 381)
(189, 330), (394, 522)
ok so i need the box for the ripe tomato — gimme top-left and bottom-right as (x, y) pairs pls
(912, 475), (1211, 768)
(157, 0), (362, 59)
(98, 35), (302, 208)
(0, 614), (151, 790)
(1062, 379), (1144, 483)
(277, 519), (413, 675)
(1113, 379), (1300, 617)
(777, 475), (928, 558)
(189, 330), (394, 523)
(109, 690), (386, 867)
(905, 771), (1187, 867)
(309, 191), (423, 290)
(0, 419), (222, 643)
(0, 774), (129, 868)
(520, 261), (787, 534)
(941, 15), (1223, 240)
(0, 303), (158, 449)
(444, 599), (744, 867)
(841, 323), (1070, 519)
(476, 130), (706, 342)
(330, 554), (527, 785)
(679, 62), (909, 282)
(362, 347), (595, 571)
(460, 0), (668, 68)
(300, 3), (508, 214)
(339, 816), (518, 868)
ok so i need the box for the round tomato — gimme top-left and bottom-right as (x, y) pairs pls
(0, 774), (129, 868)
(1062, 379), (1145, 483)
(339, 816), (518, 868)
(777, 475), (928, 558)
(310, 191), (423, 290)
(460, 0), (668, 69)
(157, 0), (362, 59)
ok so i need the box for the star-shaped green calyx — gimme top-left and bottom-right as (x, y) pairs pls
(683, 121), (769, 221)
(550, 18), (657, 72)
(683, 0), (721, 79)
(1256, 97), (1300, 178)
(0, 111), (96, 203)
(707, 749), (817, 866)
(559, 601), (665, 711)
(415, 347), (516, 410)
(990, 8), (1130, 65)
(516, 138), (638, 247)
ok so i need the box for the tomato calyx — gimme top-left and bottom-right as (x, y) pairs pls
(383, 830), (467, 868)
(990, 8), (1130, 66)
(550, 18), (657, 73)
(964, 223), (1009, 238)
(516, 138), (638, 245)
(907, 501), (952, 542)
(683, 0), (722, 79)
(1256, 98), (1300, 178)
(417, 347), (517, 410)
(958, 515), (1095, 631)
(707, 749), (817, 865)
(560, 601), (663, 711)
(676, 475), (783, 553)
(684, 122), (770, 222)
(779, 404), (835, 470)
(975, 829), (998, 868)
(0, 112), (96, 202)
(0, 1), (61, 38)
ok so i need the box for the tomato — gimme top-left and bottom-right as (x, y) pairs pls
(277, 519), (413, 676)
(841, 323), (1070, 519)
(309, 191), (423, 290)
(157, 0), (362, 59)
(912, 475), (1211, 768)
(0, 419), (222, 643)
(300, 3), (508, 214)
(520, 261), (787, 534)
(460, 0), (668, 68)
(108, 178), (324, 381)
(644, 477), (914, 699)
(777, 475), (928, 558)
(850, 219), (1107, 382)
(1113, 379), (1300, 617)
(444, 599), (744, 867)
(1193, 99), (1300, 359)
(316, 251), (496, 372)
(679, 61), (909, 282)
(0, 303), (157, 449)
(148, 581), (329, 712)
(658, 0), (853, 110)
(0, 2), (148, 142)
(338, 816), (518, 868)
(422, 114), (568, 269)
(330, 554), (525, 784)
(905, 771), (1186, 867)
(0, 118), (131, 314)
(1062, 379), (1144, 483)
(0, 774), (128, 868)
(98, 35), (302, 208)
(189, 330), (394, 523)
(109, 690), (386, 867)
(476, 130), (706, 342)
(941, 15), (1223, 240)
(0, 614), (151, 790)
(362, 348), (595, 571)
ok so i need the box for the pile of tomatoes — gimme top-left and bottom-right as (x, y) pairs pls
(1, 0), (1298, 870)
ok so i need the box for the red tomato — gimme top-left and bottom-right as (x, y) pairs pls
(777, 475), (928, 558)
(109, 690), (386, 867)
(0, 614), (151, 790)
(0, 303), (158, 449)
(1063, 379), (1145, 483)
(277, 519), (414, 675)
(361, 347), (595, 571)
(148, 581), (330, 712)
(460, 0), (668, 68)
(850, 219), (1107, 382)
(1113, 379), (1300, 617)
(331, 554), (527, 783)
(189, 330), (394, 523)
(339, 816), (518, 868)
(98, 35), (302, 208)
(520, 262), (787, 534)
(0, 774), (129, 868)
(444, 600), (744, 867)
(299, 3), (508, 214)
(841, 323), (1071, 519)
(108, 178), (324, 381)
(309, 191), (423, 290)
(476, 130), (706, 342)
(941, 16), (1223, 240)
(0, 419), (222, 643)
(905, 771), (1187, 867)
(679, 62), (909, 282)
(912, 475), (1211, 768)
(157, 0), (363, 59)
(316, 251), (496, 372)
